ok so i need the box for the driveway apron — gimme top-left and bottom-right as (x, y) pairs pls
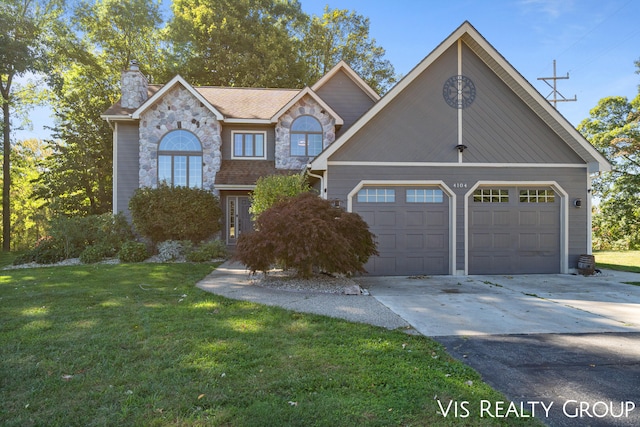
(360, 271), (640, 427)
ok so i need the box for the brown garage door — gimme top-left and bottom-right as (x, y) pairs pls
(354, 186), (449, 275)
(468, 187), (560, 274)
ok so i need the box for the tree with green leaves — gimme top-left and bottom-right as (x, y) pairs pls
(165, 0), (308, 87)
(578, 65), (640, 249)
(0, 0), (68, 251)
(301, 6), (397, 94)
(249, 173), (310, 220)
(35, 0), (164, 216)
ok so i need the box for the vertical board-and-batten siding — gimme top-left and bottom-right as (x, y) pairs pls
(329, 45), (459, 163)
(313, 69), (376, 136)
(114, 122), (140, 217)
(460, 43), (583, 164)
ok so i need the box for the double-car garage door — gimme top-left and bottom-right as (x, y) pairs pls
(353, 185), (560, 276)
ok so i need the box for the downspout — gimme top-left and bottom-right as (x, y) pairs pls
(306, 164), (325, 199)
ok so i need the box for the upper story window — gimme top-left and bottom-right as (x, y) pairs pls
(290, 115), (323, 157)
(158, 130), (202, 188)
(233, 131), (266, 159)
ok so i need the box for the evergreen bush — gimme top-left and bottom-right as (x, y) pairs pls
(186, 239), (228, 262)
(129, 184), (222, 244)
(118, 241), (149, 263)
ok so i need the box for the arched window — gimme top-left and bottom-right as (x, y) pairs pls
(290, 116), (323, 156)
(158, 130), (202, 188)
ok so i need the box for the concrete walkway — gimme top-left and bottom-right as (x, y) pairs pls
(196, 262), (410, 330)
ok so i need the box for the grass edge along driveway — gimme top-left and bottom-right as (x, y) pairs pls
(1, 262), (542, 426)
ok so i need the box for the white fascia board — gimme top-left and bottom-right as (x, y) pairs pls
(270, 87), (344, 126)
(311, 60), (380, 102)
(131, 75), (224, 120)
(326, 161), (588, 168)
(100, 114), (136, 121)
(214, 184), (257, 190)
(222, 118), (272, 124)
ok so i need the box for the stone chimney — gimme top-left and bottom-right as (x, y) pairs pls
(120, 60), (149, 109)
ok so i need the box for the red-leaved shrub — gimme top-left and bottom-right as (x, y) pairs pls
(235, 193), (378, 278)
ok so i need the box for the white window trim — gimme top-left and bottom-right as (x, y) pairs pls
(231, 130), (267, 160)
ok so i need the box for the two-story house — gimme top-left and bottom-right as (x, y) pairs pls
(102, 60), (378, 245)
(103, 21), (610, 276)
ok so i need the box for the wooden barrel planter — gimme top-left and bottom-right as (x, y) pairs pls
(577, 254), (596, 276)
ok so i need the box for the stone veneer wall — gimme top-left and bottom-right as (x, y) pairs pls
(275, 96), (336, 170)
(139, 86), (222, 193)
(121, 70), (148, 109)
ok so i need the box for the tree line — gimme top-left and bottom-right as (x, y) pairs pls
(1, 0), (397, 251)
(1, 0), (638, 252)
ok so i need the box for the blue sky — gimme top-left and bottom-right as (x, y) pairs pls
(15, 0), (640, 141)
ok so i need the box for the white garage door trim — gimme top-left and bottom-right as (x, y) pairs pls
(347, 180), (457, 274)
(463, 181), (569, 275)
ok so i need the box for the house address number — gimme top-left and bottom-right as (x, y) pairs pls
(452, 183), (468, 188)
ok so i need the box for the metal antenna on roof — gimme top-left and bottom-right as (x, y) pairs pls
(537, 60), (577, 108)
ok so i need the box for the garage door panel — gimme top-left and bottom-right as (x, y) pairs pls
(492, 211), (511, 226)
(519, 233), (539, 250)
(427, 211), (447, 226)
(471, 232), (491, 249)
(376, 211), (397, 227)
(519, 211), (538, 226)
(406, 234), (424, 249)
(405, 211), (424, 226)
(494, 233), (512, 249)
(426, 233), (446, 250)
(376, 233), (397, 249)
(472, 210), (491, 226)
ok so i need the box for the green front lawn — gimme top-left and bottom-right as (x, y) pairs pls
(0, 263), (540, 426)
(593, 250), (640, 273)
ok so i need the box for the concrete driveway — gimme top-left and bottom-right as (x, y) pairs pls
(359, 271), (640, 427)
(359, 271), (640, 336)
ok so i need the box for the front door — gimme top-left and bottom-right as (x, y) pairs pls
(227, 196), (253, 245)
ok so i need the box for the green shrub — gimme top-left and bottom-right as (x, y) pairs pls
(249, 174), (311, 220)
(129, 184), (222, 244)
(235, 193), (378, 278)
(32, 236), (65, 265)
(79, 244), (111, 264)
(157, 240), (185, 262)
(118, 241), (149, 263)
(186, 239), (228, 262)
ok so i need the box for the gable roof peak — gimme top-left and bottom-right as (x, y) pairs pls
(312, 60), (380, 102)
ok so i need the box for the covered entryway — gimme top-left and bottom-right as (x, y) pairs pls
(468, 186), (561, 274)
(353, 185), (450, 275)
(226, 195), (253, 245)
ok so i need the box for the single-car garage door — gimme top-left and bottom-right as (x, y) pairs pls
(468, 187), (560, 274)
(354, 186), (450, 275)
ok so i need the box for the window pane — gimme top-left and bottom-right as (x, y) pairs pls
(234, 134), (243, 157)
(255, 134), (264, 157)
(407, 189), (444, 203)
(357, 188), (395, 203)
(159, 130), (201, 151)
(244, 134), (254, 157)
(291, 133), (307, 156)
(291, 116), (321, 131)
(158, 155), (172, 184)
(174, 156), (187, 186)
(189, 156), (202, 188)
(473, 189), (509, 203)
(308, 134), (323, 156)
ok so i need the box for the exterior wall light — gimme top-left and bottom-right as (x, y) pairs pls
(456, 144), (467, 153)
(574, 198), (582, 208)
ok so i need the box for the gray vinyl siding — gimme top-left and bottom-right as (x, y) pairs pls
(220, 124), (275, 160)
(314, 69), (376, 136)
(114, 122), (140, 218)
(326, 164), (589, 272)
(460, 43), (583, 164)
(330, 45), (458, 163)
